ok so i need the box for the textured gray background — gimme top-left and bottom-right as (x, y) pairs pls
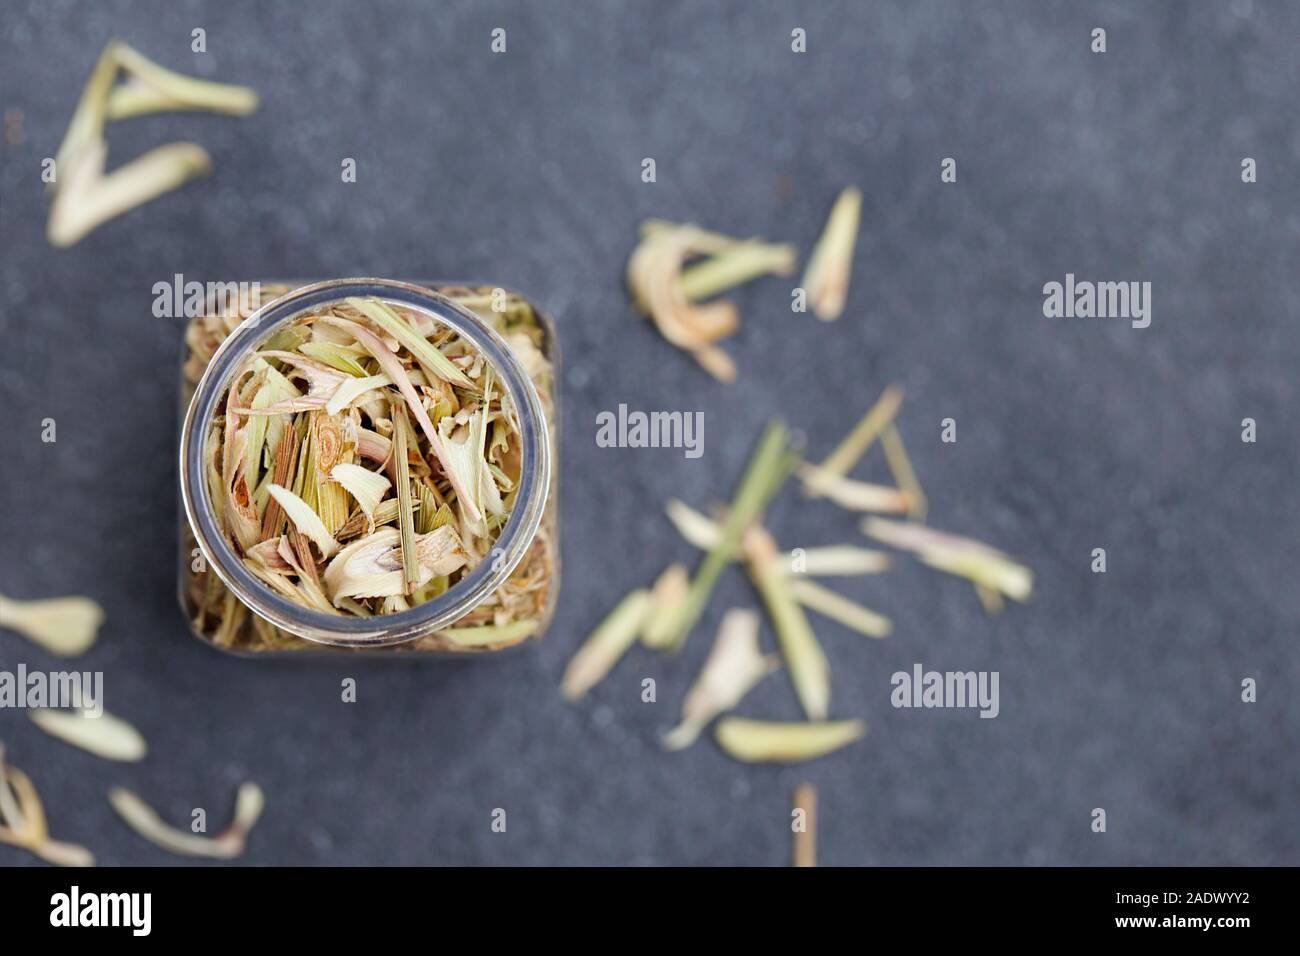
(1, 0), (1296, 866)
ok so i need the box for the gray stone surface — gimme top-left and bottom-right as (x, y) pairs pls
(0, 0), (1296, 865)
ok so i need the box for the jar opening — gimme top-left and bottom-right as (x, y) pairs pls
(179, 279), (551, 647)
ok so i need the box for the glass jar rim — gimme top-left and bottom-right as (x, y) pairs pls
(179, 278), (552, 647)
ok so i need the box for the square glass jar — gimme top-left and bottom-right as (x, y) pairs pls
(178, 279), (560, 656)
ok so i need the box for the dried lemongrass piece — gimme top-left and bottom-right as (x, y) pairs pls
(796, 462), (911, 513)
(266, 484), (337, 559)
(789, 577), (891, 638)
(29, 709), (147, 762)
(439, 619), (539, 648)
(107, 43), (259, 118)
(329, 463), (390, 526)
(346, 297), (474, 389)
(974, 583), (1004, 616)
(48, 41), (257, 246)
(641, 563), (690, 649)
(561, 589), (651, 701)
(0, 745), (95, 867)
(788, 545), (890, 576)
(645, 421), (797, 651)
(880, 425), (927, 521)
(801, 185), (862, 320)
(391, 404), (420, 593)
(862, 517), (1032, 602)
(108, 782), (263, 859)
(793, 783), (817, 867)
(323, 526), (468, 604)
(319, 316), (482, 522)
(0, 593), (104, 657)
(679, 240), (798, 302)
(714, 718), (865, 764)
(325, 374), (390, 416)
(662, 609), (779, 751)
(803, 385), (904, 493)
(48, 140), (212, 247)
(627, 223), (741, 382)
(745, 526), (831, 720)
(663, 498), (723, 551)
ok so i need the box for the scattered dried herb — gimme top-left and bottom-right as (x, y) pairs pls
(795, 463), (913, 513)
(862, 517), (1033, 603)
(48, 41), (257, 247)
(880, 424), (927, 521)
(0, 593), (104, 657)
(792, 782), (817, 868)
(561, 588), (652, 700)
(744, 526), (831, 720)
(801, 186), (862, 320)
(802, 384), (903, 493)
(640, 562), (690, 649)
(788, 577), (891, 638)
(643, 420), (798, 651)
(713, 717), (865, 764)
(628, 221), (796, 382)
(663, 608), (779, 750)
(108, 782), (263, 859)
(0, 744), (94, 867)
(29, 709), (147, 763)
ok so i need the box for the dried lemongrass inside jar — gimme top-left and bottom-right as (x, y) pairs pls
(178, 279), (559, 655)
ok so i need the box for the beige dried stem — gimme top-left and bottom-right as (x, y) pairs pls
(802, 385), (904, 495)
(640, 563), (690, 649)
(561, 588), (652, 700)
(0, 744), (95, 867)
(793, 783), (817, 867)
(744, 526), (831, 720)
(29, 709), (147, 763)
(47, 41), (256, 247)
(0, 593), (104, 657)
(801, 186), (862, 320)
(108, 782), (264, 859)
(862, 517), (1033, 602)
(662, 608), (780, 751)
(714, 717), (865, 764)
(627, 224), (742, 382)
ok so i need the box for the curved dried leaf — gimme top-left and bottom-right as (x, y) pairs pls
(714, 717), (865, 764)
(0, 593), (104, 657)
(29, 708), (147, 762)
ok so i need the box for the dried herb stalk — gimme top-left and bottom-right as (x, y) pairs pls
(109, 782), (263, 859)
(803, 385), (903, 492)
(663, 608), (779, 750)
(0, 593), (104, 657)
(29, 709), (147, 762)
(643, 420), (798, 651)
(801, 186), (862, 320)
(0, 744), (94, 867)
(745, 526), (831, 719)
(789, 577), (891, 638)
(714, 718), (865, 764)
(628, 221), (795, 382)
(562, 589), (652, 700)
(793, 783), (817, 867)
(641, 562), (690, 649)
(880, 424), (927, 521)
(795, 463), (912, 513)
(48, 41), (257, 247)
(862, 517), (1033, 602)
